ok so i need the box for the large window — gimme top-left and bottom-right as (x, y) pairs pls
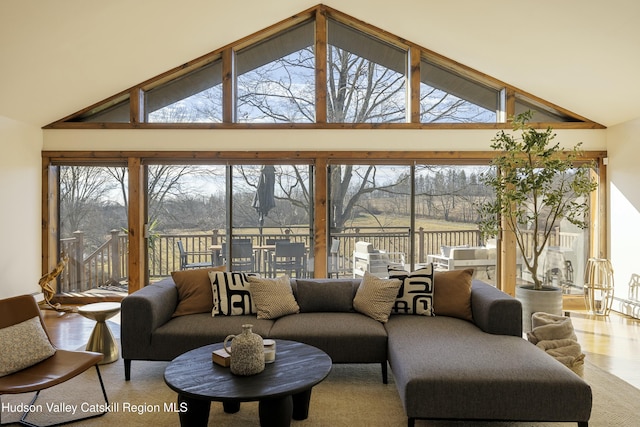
(236, 22), (315, 123)
(420, 59), (498, 123)
(327, 20), (407, 123)
(329, 164), (411, 277)
(52, 5), (598, 128)
(146, 59), (223, 123)
(57, 165), (128, 293)
(144, 163), (313, 278)
(46, 152), (603, 300)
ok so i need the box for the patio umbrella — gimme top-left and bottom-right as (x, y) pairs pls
(252, 165), (276, 231)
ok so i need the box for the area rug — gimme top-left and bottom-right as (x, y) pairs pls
(1, 353), (638, 426)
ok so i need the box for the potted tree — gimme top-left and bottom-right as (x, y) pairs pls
(477, 111), (597, 331)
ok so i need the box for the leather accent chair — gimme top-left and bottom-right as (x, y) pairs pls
(0, 294), (108, 426)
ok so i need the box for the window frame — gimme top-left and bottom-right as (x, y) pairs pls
(43, 150), (607, 300)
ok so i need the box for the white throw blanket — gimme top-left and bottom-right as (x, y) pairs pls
(527, 312), (585, 376)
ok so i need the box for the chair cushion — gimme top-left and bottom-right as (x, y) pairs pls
(0, 316), (56, 377)
(248, 275), (300, 320)
(171, 266), (226, 317)
(353, 272), (402, 323)
(433, 268), (474, 321)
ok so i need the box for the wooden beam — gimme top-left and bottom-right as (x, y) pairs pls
(499, 225), (517, 297)
(42, 150), (607, 163)
(315, 7), (327, 124)
(127, 158), (146, 293)
(409, 47), (421, 124)
(130, 88), (144, 124)
(314, 157), (328, 277)
(597, 157), (608, 258)
(505, 88), (516, 120)
(41, 157), (57, 277)
(222, 48), (235, 123)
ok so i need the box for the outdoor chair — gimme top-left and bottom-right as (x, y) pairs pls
(271, 241), (306, 278)
(221, 240), (255, 272)
(266, 238), (290, 245)
(328, 238), (348, 278)
(0, 294), (108, 427)
(177, 240), (212, 270)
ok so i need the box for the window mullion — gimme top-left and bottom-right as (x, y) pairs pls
(315, 8), (327, 124)
(223, 48), (235, 123)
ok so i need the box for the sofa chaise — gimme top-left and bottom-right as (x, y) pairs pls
(121, 267), (592, 426)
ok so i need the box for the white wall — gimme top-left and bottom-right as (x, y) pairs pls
(607, 117), (640, 305)
(42, 127), (606, 152)
(0, 116), (42, 298)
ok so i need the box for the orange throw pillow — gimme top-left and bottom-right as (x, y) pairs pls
(171, 266), (226, 317)
(433, 268), (474, 321)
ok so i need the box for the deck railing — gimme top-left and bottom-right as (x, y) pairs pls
(56, 226), (580, 292)
(59, 230), (128, 293)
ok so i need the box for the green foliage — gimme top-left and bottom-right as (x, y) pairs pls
(477, 111), (597, 289)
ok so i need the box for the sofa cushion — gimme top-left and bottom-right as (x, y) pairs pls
(209, 271), (256, 316)
(248, 275), (300, 320)
(171, 266), (226, 317)
(268, 312), (388, 363)
(295, 279), (355, 312)
(353, 271), (402, 323)
(388, 264), (434, 316)
(433, 268), (474, 321)
(151, 314), (274, 360)
(0, 316), (56, 377)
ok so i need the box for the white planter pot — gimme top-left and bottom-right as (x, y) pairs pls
(515, 285), (563, 333)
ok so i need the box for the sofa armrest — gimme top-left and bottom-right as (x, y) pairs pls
(121, 277), (178, 358)
(471, 280), (522, 337)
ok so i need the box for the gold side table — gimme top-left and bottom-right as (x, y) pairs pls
(77, 302), (121, 364)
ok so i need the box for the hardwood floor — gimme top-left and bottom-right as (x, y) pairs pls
(41, 305), (640, 389)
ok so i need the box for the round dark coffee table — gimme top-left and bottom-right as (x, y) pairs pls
(164, 339), (332, 427)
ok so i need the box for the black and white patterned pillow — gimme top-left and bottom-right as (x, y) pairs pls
(209, 271), (257, 316)
(388, 264), (434, 316)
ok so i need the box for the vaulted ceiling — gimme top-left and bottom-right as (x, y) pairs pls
(1, 0), (638, 128)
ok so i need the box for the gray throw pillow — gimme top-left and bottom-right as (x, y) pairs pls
(295, 280), (355, 312)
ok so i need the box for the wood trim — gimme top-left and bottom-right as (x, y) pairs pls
(596, 157), (608, 258)
(130, 88), (144, 124)
(41, 156), (57, 277)
(315, 7), (327, 124)
(43, 150), (608, 163)
(409, 46), (421, 124)
(44, 121), (606, 130)
(222, 48), (235, 123)
(127, 158), (145, 293)
(314, 157), (328, 277)
(505, 88), (516, 120)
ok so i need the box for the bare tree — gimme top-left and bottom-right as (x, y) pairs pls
(59, 166), (123, 248)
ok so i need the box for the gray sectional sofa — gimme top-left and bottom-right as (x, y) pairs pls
(121, 271), (592, 426)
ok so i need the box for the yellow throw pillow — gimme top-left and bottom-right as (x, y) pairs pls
(171, 266), (226, 317)
(433, 268), (474, 321)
